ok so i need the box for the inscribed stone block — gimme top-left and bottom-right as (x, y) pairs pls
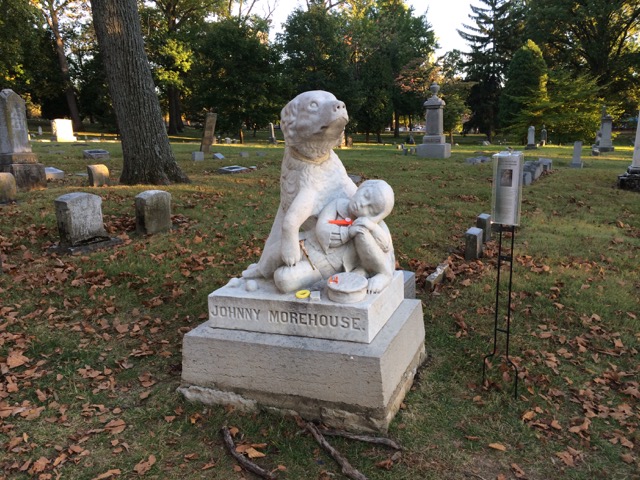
(191, 151), (204, 161)
(54, 192), (108, 246)
(135, 190), (172, 235)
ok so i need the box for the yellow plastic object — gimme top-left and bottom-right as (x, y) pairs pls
(295, 289), (311, 299)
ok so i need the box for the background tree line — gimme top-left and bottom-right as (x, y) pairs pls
(1, 0), (639, 145)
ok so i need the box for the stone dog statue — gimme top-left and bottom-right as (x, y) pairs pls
(242, 91), (358, 281)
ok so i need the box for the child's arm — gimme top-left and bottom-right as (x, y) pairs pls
(350, 217), (392, 252)
(316, 199), (351, 252)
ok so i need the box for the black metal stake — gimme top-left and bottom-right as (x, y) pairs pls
(482, 224), (519, 399)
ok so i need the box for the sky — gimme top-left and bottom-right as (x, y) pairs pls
(267, 0), (474, 54)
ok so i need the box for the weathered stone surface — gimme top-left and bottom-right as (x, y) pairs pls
(571, 141), (583, 168)
(0, 172), (17, 203)
(0, 89), (31, 155)
(180, 298), (426, 433)
(45, 167), (65, 180)
(191, 151), (204, 161)
(87, 164), (109, 187)
(83, 149), (110, 160)
(200, 112), (217, 153)
(425, 262), (449, 291)
(402, 270), (415, 299)
(54, 192), (109, 247)
(416, 83), (451, 159)
(0, 163), (46, 190)
(476, 213), (492, 242)
(213, 153), (225, 160)
(465, 227), (483, 261)
(208, 271), (404, 343)
(135, 190), (172, 235)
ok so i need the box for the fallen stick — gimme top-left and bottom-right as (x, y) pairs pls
(321, 430), (403, 450)
(305, 422), (369, 480)
(220, 426), (276, 480)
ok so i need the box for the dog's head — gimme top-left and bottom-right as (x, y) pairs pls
(280, 91), (348, 161)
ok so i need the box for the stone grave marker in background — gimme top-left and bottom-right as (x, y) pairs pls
(191, 151), (204, 161)
(135, 190), (172, 235)
(52, 192), (122, 253)
(200, 112), (217, 154)
(0, 172), (17, 203)
(37, 126), (43, 136)
(540, 126), (547, 146)
(0, 89), (46, 190)
(571, 141), (584, 168)
(617, 109), (640, 191)
(268, 122), (277, 144)
(51, 119), (77, 142)
(476, 213), (492, 242)
(83, 149), (110, 160)
(45, 167), (65, 181)
(87, 164), (109, 187)
(526, 126), (537, 149)
(416, 82), (451, 158)
(594, 106), (614, 152)
(464, 227), (483, 260)
(213, 153), (225, 160)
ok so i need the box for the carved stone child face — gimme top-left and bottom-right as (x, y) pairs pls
(348, 180), (394, 222)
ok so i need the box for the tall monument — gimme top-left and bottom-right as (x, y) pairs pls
(0, 90), (46, 190)
(416, 82), (451, 159)
(617, 110), (640, 191)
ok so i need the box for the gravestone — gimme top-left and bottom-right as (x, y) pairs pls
(0, 172), (17, 203)
(571, 141), (584, 168)
(51, 119), (77, 142)
(213, 153), (225, 160)
(476, 213), (492, 242)
(45, 167), (65, 180)
(617, 109), (640, 191)
(0, 89), (46, 190)
(464, 227), (483, 260)
(52, 192), (121, 253)
(180, 90), (425, 433)
(538, 158), (553, 172)
(83, 149), (110, 160)
(525, 125), (537, 149)
(200, 112), (217, 153)
(540, 126), (547, 146)
(224, 137), (232, 144)
(37, 126), (43, 136)
(594, 106), (614, 152)
(416, 82), (451, 158)
(191, 151), (204, 161)
(268, 122), (277, 145)
(217, 165), (255, 174)
(87, 164), (109, 187)
(135, 190), (172, 234)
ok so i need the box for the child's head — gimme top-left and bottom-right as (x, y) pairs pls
(348, 180), (394, 222)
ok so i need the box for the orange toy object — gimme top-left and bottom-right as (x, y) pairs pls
(328, 218), (352, 226)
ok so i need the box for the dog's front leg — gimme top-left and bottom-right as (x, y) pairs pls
(280, 193), (314, 266)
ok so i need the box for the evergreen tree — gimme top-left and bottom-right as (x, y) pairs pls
(498, 39), (548, 136)
(458, 0), (525, 139)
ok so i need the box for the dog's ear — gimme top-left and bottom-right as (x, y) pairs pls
(280, 99), (298, 143)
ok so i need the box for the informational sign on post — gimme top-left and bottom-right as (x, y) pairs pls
(491, 151), (524, 226)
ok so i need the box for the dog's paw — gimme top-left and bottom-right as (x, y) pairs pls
(281, 241), (301, 266)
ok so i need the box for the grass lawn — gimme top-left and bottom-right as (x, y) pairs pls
(0, 130), (638, 480)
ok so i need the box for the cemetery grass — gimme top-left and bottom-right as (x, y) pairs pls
(0, 138), (638, 480)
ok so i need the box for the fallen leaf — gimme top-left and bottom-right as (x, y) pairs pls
(133, 455), (156, 475)
(488, 443), (507, 452)
(93, 469), (121, 479)
(511, 462), (526, 478)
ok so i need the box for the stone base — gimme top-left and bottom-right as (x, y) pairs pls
(597, 146), (614, 152)
(416, 143), (451, 159)
(525, 144), (537, 150)
(48, 236), (123, 255)
(0, 162), (46, 190)
(180, 298), (426, 433)
(618, 171), (640, 191)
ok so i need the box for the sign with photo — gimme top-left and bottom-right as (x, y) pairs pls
(491, 151), (524, 226)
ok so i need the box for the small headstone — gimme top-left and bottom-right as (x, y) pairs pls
(464, 227), (483, 261)
(51, 119), (77, 142)
(540, 126), (547, 146)
(83, 149), (110, 160)
(192, 151), (204, 161)
(0, 172), (17, 203)
(213, 153), (225, 160)
(224, 137), (232, 144)
(571, 141), (583, 168)
(217, 165), (255, 174)
(476, 213), (492, 242)
(481, 140), (491, 146)
(135, 190), (172, 235)
(37, 126), (43, 136)
(54, 192), (109, 247)
(425, 262), (449, 291)
(45, 167), (65, 180)
(200, 112), (217, 153)
(239, 151), (250, 158)
(87, 164), (109, 187)
(346, 136), (353, 147)
(525, 125), (537, 149)
(538, 158), (553, 172)
(268, 122), (277, 145)
(595, 106), (614, 152)
(522, 171), (533, 186)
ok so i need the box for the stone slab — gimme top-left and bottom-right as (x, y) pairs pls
(465, 227), (483, 261)
(191, 151), (204, 161)
(45, 167), (65, 180)
(416, 143), (451, 159)
(425, 262), (449, 291)
(208, 271), (405, 343)
(0, 162), (46, 190)
(180, 298), (426, 433)
(83, 149), (110, 160)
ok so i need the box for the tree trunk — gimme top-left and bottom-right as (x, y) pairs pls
(167, 85), (182, 135)
(393, 111), (400, 138)
(91, 0), (189, 185)
(46, 3), (83, 132)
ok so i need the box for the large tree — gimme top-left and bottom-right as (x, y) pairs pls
(458, 0), (525, 139)
(91, 0), (189, 185)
